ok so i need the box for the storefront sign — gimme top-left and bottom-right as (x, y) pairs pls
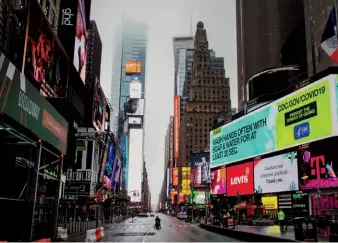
(254, 151), (299, 194)
(226, 162), (254, 196)
(43, 169), (58, 180)
(262, 196), (278, 210)
(0, 53), (68, 153)
(67, 169), (91, 181)
(210, 75), (335, 168)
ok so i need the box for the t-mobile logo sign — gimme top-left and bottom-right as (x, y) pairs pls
(310, 155), (326, 180)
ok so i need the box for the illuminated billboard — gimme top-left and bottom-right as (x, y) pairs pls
(125, 98), (144, 116)
(128, 128), (143, 202)
(169, 116), (174, 182)
(125, 61), (141, 76)
(58, 0), (91, 84)
(210, 168), (226, 195)
(130, 81), (142, 99)
(210, 74), (338, 168)
(172, 167), (178, 186)
(174, 95), (180, 158)
(93, 81), (106, 131)
(254, 151), (299, 194)
(190, 152), (210, 187)
(25, 0), (69, 98)
(181, 167), (191, 195)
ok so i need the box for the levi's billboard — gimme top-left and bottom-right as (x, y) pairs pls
(210, 74), (338, 168)
(226, 162), (253, 196)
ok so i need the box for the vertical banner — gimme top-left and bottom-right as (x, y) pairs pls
(174, 95), (180, 158)
(172, 167), (178, 186)
(169, 116), (174, 184)
(167, 168), (170, 198)
(182, 167), (191, 195)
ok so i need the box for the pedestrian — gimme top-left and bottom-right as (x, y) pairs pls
(278, 209), (286, 232)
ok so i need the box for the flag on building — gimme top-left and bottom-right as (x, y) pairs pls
(321, 7), (338, 63)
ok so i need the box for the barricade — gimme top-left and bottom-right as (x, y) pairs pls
(57, 226), (68, 241)
(34, 238), (51, 242)
(85, 227), (105, 242)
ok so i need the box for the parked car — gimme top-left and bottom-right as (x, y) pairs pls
(150, 213), (155, 217)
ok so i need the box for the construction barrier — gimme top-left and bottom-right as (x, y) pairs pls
(34, 239), (51, 242)
(57, 226), (68, 241)
(85, 227), (105, 242)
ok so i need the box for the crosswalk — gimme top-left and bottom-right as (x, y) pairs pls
(110, 224), (197, 229)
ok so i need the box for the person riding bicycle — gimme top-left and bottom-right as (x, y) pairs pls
(155, 216), (161, 228)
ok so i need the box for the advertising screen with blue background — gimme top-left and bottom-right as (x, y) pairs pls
(211, 75), (337, 168)
(104, 144), (115, 178)
(119, 135), (129, 190)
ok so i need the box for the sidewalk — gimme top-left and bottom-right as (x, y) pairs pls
(200, 224), (328, 242)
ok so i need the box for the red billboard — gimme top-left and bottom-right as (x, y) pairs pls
(174, 95), (180, 158)
(172, 167), (178, 186)
(226, 162), (254, 196)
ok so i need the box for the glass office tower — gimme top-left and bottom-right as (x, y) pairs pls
(110, 15), (148, 136)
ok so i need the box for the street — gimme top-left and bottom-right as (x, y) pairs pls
(102, 214), (241, 242)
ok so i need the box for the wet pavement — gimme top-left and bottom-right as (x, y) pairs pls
(101, 214), (241, 242)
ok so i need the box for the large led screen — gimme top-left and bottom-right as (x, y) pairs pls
(190, 152), (210, 187)
(191, 190), (210, 204)
(128, 128), (143, 202)
(226, 162), (254, 196)
(26, 0), (69, 97)
(125, 98), (144, 116)
(210, 75), (336, 168)
(298, 137), (338, 190)
(210, 168), (226, 195)
(254, 151), (299, 194)
(73, 0), (88, 83)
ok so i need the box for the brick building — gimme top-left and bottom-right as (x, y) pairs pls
(178, 21), (231, 184)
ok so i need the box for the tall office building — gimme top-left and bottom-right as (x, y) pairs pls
(173, 37), (194, 95)
(303, 0), (338, 76)
(178, 21), (231, 166)
(110, 15), (148, 137)
(236, 0), (305, 110)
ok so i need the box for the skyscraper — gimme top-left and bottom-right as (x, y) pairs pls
(178, 21), (231, 167)
(110, 15), (148, 137)
(236, 0), (305, 110)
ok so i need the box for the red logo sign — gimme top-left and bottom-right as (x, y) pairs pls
(226, 162), (253, 196)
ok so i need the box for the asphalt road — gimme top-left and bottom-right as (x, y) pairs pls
(102, 214), (241, 242)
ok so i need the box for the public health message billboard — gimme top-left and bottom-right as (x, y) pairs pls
(254, 151), (299, 194)
(210, 74), (338, 168)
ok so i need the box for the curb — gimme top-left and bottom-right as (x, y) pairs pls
(199, 223), (299, 242)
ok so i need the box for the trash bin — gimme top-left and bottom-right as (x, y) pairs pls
(222, 216), (235, 229)
(213, 216), (221, 226)
(294, 217), (317, 242)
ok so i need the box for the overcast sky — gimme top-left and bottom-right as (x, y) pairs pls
(91, 0), (237, 206)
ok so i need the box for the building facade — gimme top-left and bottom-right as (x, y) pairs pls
(178, 21), (231, 178)
(236, 0), (305, 110)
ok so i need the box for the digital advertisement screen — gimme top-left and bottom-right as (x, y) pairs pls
(112, 156), (122, 190)
(262, 196), (278, 210)
(129, 81), (142, 99)
(210, 168), (226, 195)
(125, 98), (144, 116)
(226, 162), (254, 196)
(172, 167), (178, 186)
(181, 167), (191, 195)
(254, 151), (299, 194)
(191, 190), (210, 204)
(298, 137), (338, 190)
(104, 144), (115, 182)
(190, 152), (210, 187)
(25, 0), (69, 98)
(93, 98), (105, 131)
(210, 75), (335, 168)
(125, 61), (142, 76)
(73, 0), (88, 83)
